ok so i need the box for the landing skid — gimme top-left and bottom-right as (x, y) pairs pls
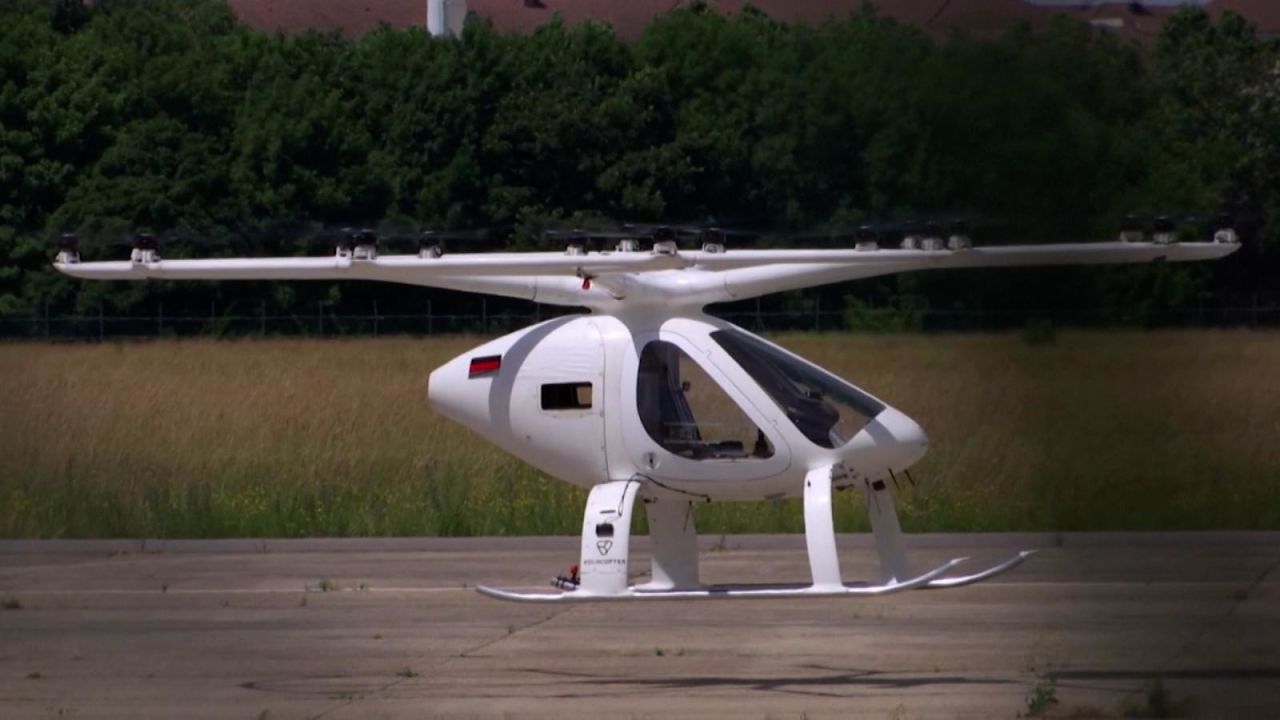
(925, 549), (1036, 589)
(477, 557), (966, 603)
(476, 467), (1035, 604)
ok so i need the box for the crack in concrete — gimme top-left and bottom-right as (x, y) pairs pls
(1160, 552), (1280, 673)
(304, 599), (576, 719)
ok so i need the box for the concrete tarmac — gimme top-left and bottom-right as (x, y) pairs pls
(1, 533), (1278, 719)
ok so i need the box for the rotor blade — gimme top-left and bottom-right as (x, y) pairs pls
(543, 229), (645, 240)
(615, 222), (760, 238)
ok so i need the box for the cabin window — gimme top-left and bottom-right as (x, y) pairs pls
(710, 327), (884, 449)
(636, 341), (773, 460)
(541, 382), (592, 410)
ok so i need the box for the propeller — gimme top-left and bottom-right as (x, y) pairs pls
(414, 228), (498, 257)
(48, 223), (512, 261)
(617, 221), (756, 236)
(53, 232), (80, 263)
(1119, 214), (1146, 242)
(606, 221), (760, 252)
(49, 226), (196, 262)
(328, 227), (379, 258)
(302, 222), (506, 256)
(780, 218), (970, 251)
(541, 227), (647, 255)
(1116, 212), (1239, 244)
(542, 228), (651, 244)
(342, 226), (503, 257)
(538, 222), (749, 253)
(853, 225), (879, 250)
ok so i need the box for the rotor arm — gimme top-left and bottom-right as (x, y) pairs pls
(53, 252), (681, 305)
(709, 241), (1239, 302)
(55, 251), (685, 280)
(56, 257), (349, 281)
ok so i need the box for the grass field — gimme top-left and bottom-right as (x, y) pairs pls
(1, 330), (1277, 538)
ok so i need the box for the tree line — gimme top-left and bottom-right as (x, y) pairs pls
(1, 0), (1276, 326)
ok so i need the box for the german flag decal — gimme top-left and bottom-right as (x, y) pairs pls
(468, 354), (502, 377)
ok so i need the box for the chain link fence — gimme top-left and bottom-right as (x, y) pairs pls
(2, 302), (1278, 341)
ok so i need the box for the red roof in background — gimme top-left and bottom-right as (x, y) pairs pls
(222, 0), (1280, 42)
(227, 0), (424, 36)
(1214, 0), (1280, 34)
(463, 0), (1046, 38)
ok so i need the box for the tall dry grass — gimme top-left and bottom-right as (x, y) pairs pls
(1, 330), (1277, 537)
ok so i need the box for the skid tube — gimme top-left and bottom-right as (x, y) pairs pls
(477, 468), (1034, 603)
(477, 557), (966, 603)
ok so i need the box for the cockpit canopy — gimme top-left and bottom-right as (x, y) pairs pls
(710, 327), (885, 449)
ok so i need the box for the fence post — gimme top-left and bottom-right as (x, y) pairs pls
(317, 302), (323, 336)
(482, 298), (488, 333)
(373, 300), (379, 336)
(44, 299), (50, 337)
(260, 302), (266, 336)
(157, 301), (163, 335)
(427, 299), (433, 336)
(98, 303), (104, 341)
(814, 294), (821, 332)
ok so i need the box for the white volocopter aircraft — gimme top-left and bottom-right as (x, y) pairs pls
(55, 219), (1240, 602)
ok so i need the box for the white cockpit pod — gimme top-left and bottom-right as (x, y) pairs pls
(505, 317), (609, 486)
(427, 316), (609, 488)
(622, 326), (790, 489)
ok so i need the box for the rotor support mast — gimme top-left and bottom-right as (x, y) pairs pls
(803, 466), (845, 591)
(636, 494), (701, 591)
(575, 479), (642, 597)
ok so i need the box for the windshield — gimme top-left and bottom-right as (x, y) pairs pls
(710, 327), (884, 448)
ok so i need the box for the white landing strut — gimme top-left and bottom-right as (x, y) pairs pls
(476, 468), (1031, 603)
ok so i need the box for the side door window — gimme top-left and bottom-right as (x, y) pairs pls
(636, 340), (774, 461)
